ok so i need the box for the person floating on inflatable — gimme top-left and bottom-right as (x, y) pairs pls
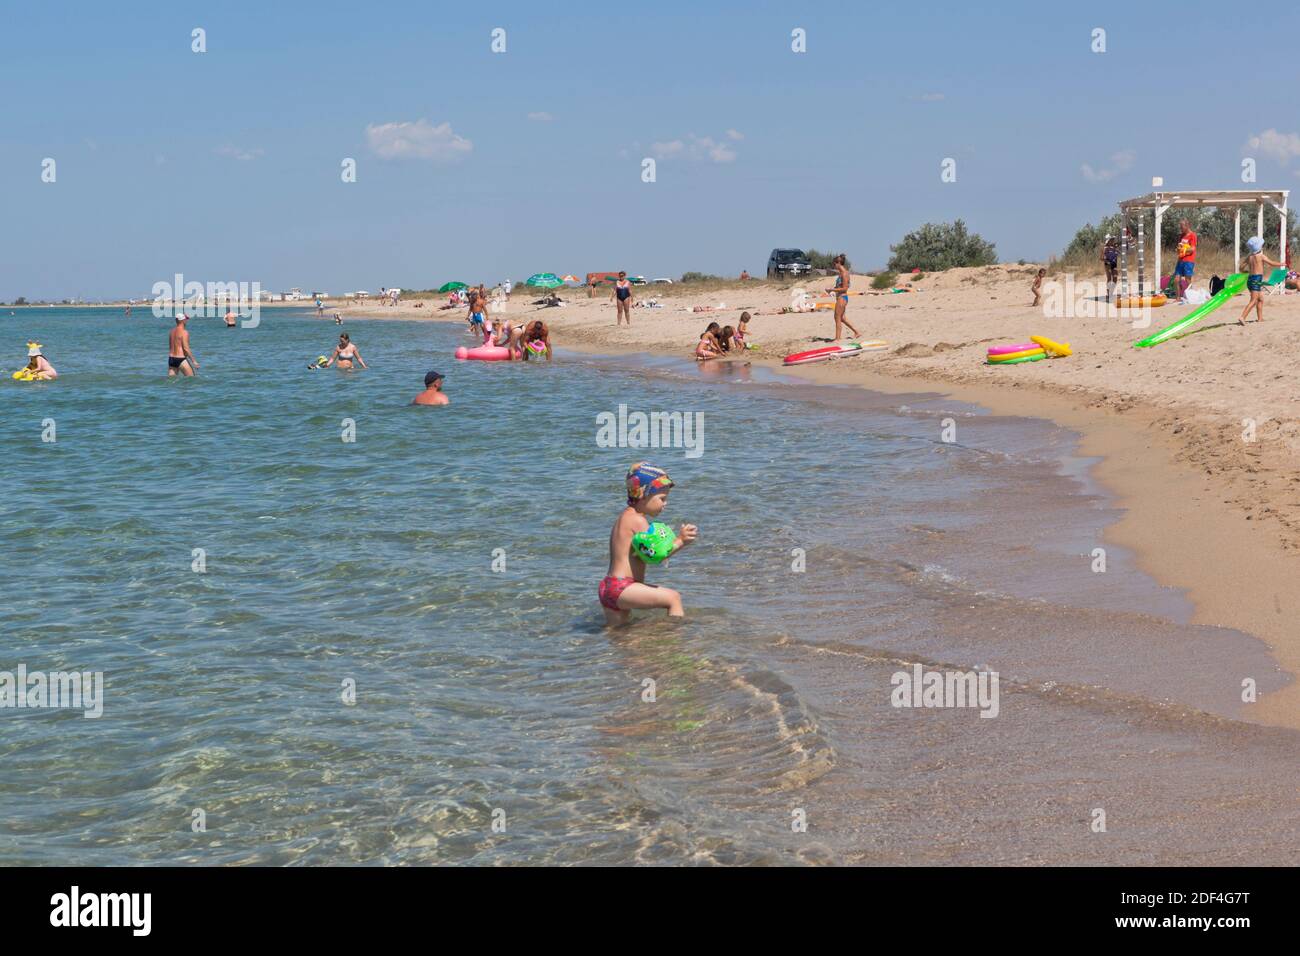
(598, 461), (698, 624)
(14, 342), (57, 380)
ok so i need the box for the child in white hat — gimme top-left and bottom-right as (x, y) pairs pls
(1238, 237), (1283, 325)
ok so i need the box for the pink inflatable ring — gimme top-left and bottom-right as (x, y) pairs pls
(455, 345), (513, 361)
(986, 342), (1038, 356)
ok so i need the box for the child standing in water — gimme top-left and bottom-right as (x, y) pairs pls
(1238, 236), (1283, 325)
(599, 462), (698, 624)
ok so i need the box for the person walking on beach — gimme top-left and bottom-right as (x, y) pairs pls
(1237, 237), (1283, 325)
(411, 370), (450, 405)
(612, 272), (634, 325)
(828, 254), (861, 341)
(1174, 219), (1197, 302)
(168, 314), (198, 376)
(1030, 268), (1046, 307)
(1102, 235), (1119, 300)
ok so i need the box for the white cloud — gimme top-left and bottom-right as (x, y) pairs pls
(528, 111), (553, 122)
(917, 92), (945, 102)
(1243, 129), (1300, 164)
(650, 133), (737, 164)
(216, 145), (264, 161)
(1081, 149), (1135, 183)
(726, 128), (744, 141)
(365, 119), (472, 162)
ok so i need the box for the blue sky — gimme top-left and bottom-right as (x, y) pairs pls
(3, 0), (1298, 299)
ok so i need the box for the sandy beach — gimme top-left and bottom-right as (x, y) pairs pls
(344, 269), (1300, 729)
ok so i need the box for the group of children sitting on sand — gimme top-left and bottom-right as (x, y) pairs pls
(695, 312), (752, 361)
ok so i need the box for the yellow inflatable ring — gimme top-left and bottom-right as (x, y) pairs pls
(987, 347), (1046, 362)
(1115, 294), (1166, 308)
(1030, 335), (1072, 357)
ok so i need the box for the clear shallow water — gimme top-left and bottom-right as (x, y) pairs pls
(1, 308), (1296, 865)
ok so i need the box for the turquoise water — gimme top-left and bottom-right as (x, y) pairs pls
(1, 308), (1296, 865)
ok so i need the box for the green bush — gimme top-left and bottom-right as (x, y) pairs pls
(679, 271), (725, 283)
(871, 272), (897, 290)
(804, 248), (847, 270)
(887, 220), (997, 272)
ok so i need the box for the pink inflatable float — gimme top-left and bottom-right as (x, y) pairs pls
(986, 342), (1038, 356)
(455, 345), (513, 361)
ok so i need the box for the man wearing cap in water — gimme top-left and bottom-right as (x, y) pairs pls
(168, 313), (199, 376)
(411, 370), (450, 406)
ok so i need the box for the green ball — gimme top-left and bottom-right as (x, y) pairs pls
(631, 522), (675, 564)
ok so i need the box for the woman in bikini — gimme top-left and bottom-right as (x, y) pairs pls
(325, 332), (368, 370)
(829, 254), (861, 341)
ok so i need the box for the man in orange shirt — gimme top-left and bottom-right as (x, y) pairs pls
(1174, 219), (1197, 302)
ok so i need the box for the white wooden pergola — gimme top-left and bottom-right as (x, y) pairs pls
(1118, 189), (1289, 279)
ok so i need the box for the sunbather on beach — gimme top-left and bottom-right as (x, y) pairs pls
(828, 254), (862, 340)
(1237, 237), (1283, 325)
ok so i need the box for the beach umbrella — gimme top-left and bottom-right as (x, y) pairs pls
(560, 274), (580, 283)
(525, 273), (562, 288)
(438, 281), (468, 293)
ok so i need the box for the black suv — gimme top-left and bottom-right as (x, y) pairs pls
(766, 248), (812, 279)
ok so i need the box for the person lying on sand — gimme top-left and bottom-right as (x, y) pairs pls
(1237, 237), (1283, 325)
(412, 370), (449, 406)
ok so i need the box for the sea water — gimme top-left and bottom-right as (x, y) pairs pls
(0, 308), (1295, 865)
